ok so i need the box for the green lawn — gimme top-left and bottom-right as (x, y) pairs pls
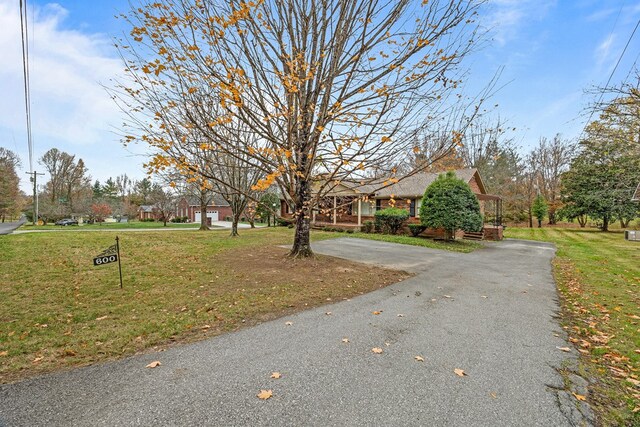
(348, 231), (481, 253)
(0, 227), (426, 383)
(20, 221), (200, 230)
(505, 227), (640, 424)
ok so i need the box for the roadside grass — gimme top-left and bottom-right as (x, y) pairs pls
(505, 227), (640, 425)
(346, 232), (482, 253)
(20, 221), (199, 230)
(0, 227), (410, 384)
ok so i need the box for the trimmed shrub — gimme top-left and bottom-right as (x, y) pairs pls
(420, 171), (482, 240)
(374, 207), (410, 235)
(277, 217), (294, 227)
(408, 224), (427, 237)
(361, 221), (375, 234)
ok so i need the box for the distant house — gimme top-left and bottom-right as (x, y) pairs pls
(138, 205), (161, 221)
(280, 168), (503, 240)
(176, 195), (233, 225)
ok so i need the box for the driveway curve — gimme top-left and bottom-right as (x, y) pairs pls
(0, 238), (589, 426)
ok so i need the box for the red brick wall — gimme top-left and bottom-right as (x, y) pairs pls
(468, 173), (482, 194)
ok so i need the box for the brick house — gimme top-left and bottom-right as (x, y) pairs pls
(176, 195), (233, 225)
(138, 205), (162, 221)
(280, 168), (503, 240)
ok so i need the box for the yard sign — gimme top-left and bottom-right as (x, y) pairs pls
(93, 236), (124, 288)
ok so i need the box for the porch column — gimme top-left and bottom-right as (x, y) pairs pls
(312, 209), (316, 224)
(333, 196), (337, 225)
(357, 197), (362, 226)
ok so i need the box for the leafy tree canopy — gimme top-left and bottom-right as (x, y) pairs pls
(420, 171), (482, 238)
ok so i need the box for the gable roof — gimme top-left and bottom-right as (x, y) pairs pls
(633, 182), (640, 201)
(374, 168), (484, 198)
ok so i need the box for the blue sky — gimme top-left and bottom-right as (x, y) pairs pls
(2, 0), (639, 193)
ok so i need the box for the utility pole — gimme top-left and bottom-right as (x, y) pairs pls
(26, 171), (44, 225)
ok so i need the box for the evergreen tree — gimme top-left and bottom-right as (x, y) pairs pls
(531, 195), (548, 228)
(420, 171), (483, 240)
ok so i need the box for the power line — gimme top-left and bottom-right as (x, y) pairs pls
(578, 17), (640, 142)
(19, 0), (33, 172)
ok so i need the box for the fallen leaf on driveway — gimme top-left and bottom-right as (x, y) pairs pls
(481, 296), (487, 299)
(556, 346), (571, 352)
(444, 295), (451, 299)
(573, 393), (587, 401)
(490, 392), (497, 399)
(271, 372), (281, 379)
(372, 347), (383, 354)
(257, 390), (273, 400)
(325, 312), (332, 316)
(342, 338), (349, 343)
(454, 368), (467, 377)
(372, 311), (382, 315)
(414, 356), (424, 362)
(397, 314), (404, 317)
(285, 321), (293, 326)
(146, 361), (161, 368)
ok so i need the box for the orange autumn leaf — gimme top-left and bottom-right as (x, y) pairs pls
(414, 356), (425, 362)
(271, 372), (281, 379)
(257, 389), (273, 400)
(573, 393), (587, 401)
(146, 361), (161, 368)
(372, 347), (383, 354)
(454, 368), (467, 377)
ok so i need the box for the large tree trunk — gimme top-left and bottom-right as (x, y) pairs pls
(290, 180), (313, 258)
(291, 214), (312, 257)
(528, 208), (533, 228)
(548, 210), (556, 225)
(230, 211), (241, 237)
(199, 199), (209, 231)
(601, 215), (609, 232)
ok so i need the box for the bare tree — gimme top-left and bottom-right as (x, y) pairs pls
(115, 0), (489, 257)
(39, 148), (92, 216)
(150, 183), (177, 226)
(0, 148), (22, 222)
(528, 135), (575, 224)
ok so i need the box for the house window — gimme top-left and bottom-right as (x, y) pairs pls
(409, 199), (416, 217)
(376, 199), (381, 211)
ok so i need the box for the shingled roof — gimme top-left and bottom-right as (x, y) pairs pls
(632, 182), (640, 201)
(374, 168), (483, 198)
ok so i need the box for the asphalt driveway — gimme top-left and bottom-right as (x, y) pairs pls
(0, 238), (590, 426)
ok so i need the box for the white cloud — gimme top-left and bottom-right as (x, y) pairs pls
(485, 0), (556, 46)
(0, 2), (122, 145)
(0, 1), (147, 191)
(594, 33), (615, 66)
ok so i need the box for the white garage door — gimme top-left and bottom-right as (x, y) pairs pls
(195, 211), (219, 223)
